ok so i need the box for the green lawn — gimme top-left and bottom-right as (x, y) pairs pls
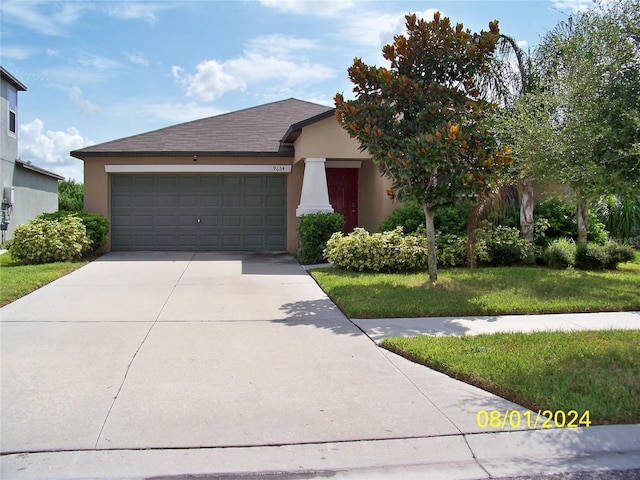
(310, 258), (640, 318)
(0, 251), (87, 307)
(382, 330), (640, 425)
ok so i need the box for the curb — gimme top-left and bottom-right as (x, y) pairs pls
(2, 426), (639, 480)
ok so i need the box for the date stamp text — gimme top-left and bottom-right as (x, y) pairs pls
(477, 409), (591, 429)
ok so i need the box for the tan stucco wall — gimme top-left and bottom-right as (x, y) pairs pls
(358, 161), (399, 232)
(293, 116), (370, 163)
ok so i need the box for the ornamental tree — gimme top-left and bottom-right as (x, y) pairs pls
(335, 12), (512, 282)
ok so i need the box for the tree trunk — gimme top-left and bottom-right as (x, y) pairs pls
(519, 179), (535, 256)
(577, 199), (588, 244)
(423, 205), (438, 283)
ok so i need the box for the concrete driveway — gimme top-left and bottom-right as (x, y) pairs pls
(3, 252), (637, 479)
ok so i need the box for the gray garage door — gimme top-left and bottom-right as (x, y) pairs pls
(111, 174), (287, 251)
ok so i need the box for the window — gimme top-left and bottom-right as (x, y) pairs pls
(8, 87), (17, 135)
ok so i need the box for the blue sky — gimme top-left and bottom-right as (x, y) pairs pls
(1, 0), (592, 182)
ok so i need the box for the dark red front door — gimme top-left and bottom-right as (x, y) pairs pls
(327, 168), (358, 233)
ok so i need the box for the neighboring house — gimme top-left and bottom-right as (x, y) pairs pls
(1, 67), (64, 245)
(71, 98), (397, 253)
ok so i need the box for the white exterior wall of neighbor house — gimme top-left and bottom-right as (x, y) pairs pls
(1, 68), (61, 243)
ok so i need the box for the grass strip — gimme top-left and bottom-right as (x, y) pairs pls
(381, 330), (640, 425)
(0, 251), (87, 307)
(311, 260), (640, 318)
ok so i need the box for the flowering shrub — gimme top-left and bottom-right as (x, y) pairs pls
(11, 215), (90, 264)
(324, 227), (429, 272)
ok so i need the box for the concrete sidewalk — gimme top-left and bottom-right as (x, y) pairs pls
(1, 252), (639, 479)
(352, 311), (640, 343)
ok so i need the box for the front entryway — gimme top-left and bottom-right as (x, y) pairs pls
(110, 174), (286, 251)
(326, 168), (358, 233)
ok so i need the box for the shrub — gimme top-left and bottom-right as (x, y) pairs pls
(477, 224), (532, 266)
(38, 211), (109, 256)
(378, 203), (425, 233)
(435, 233), (468, 267)
(324, 227), (429, 272)
(543, 238), (576, 269)
(76, 212), (109, 255)
(379, 201), (473, 236)
(435, 233), (490, 267)
(603, 241), (635, 269)
(536, 198), (576, 240)
(574, 241), (631, 270)
(434, 201), (473, 236)
(11, 215), (90, 264)
(297, 212), (344, 264)
(575, 243), (609, 270)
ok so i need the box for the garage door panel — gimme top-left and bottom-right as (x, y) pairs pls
(245, 195), (265, 207)
(200, 195), (219, 206)
(266, 215), (285, 227)
(266, 194), (285, 207)
(156, 215), (176, 227)
(111, 174), (286, 251)
(223, 195), (241, 207)
(134, 215), (153, 227)
(222, 215), (242, 227)
(133, 195), (154, 207)
(178, 215), (198, 227)
(244, 215), (264, 227)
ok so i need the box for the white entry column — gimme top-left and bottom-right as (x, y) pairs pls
(296, 157), (333, 216)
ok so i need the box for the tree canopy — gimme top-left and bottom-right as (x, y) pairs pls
(535, 0), (640, 240)
(335, 12), (512, 281)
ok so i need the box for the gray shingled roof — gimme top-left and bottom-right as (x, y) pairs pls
(71, 98), (333, 159)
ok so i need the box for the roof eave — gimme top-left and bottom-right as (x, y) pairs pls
(71, 149), (294, 160)
(280, 109), (336, 146)
(15, 159), (64, 180)
(0, 67), (27, 91)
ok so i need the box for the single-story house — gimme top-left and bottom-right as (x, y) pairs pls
(71, 98), (398, 253)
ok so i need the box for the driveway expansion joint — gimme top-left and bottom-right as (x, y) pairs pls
(93, 253), (196, 449)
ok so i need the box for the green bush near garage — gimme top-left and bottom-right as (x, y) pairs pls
(37, 211), (109, 256)
(11, 215), (90, 264)
(297, 212), (344, 264)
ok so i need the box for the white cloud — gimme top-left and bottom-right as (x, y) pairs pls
(0, 1), (88, 36)
(173, 34), (334, 101)
(18, 119), (93, 182)
(1, 46), (34, 60)
(69, 87), (103, 115)
(246, 34), (317, 57)
(172, 62), (240, 101)
(345, 9), (441, 48)
(78, 52), (120, 70)
(259, 0), (354, 16)
(125, 51), (150, 66)
(551, 0), (597, 13)
(103, 2), (168, 23)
